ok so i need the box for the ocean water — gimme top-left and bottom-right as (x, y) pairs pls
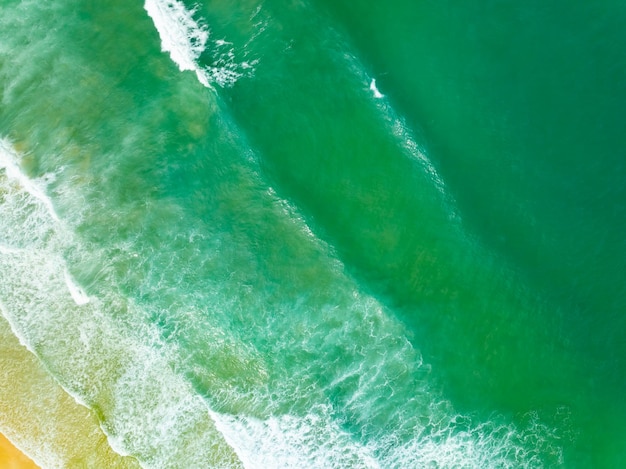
(0, 0), (625, 467)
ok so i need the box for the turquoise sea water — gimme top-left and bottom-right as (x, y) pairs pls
(0, 0), (625, 467)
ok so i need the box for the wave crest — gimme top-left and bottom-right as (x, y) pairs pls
(144, 0), (256, 88)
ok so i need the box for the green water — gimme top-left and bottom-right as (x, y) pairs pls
(0, 0), (625, 467)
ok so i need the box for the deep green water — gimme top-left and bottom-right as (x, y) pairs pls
(0, 0), (625, 467)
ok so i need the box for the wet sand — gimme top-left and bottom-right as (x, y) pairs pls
(0, 433), (39, 469)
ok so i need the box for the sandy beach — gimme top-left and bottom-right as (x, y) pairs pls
(0, 433), (39, 468)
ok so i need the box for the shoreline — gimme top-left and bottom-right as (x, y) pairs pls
(0, 432), (39, 468)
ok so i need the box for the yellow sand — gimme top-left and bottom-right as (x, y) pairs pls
(0, 433), (40, 469)
(0, 315), (140, 469)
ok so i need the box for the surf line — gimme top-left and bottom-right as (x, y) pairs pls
(144, 0), (255, 88)
(0, 138), (90, 306)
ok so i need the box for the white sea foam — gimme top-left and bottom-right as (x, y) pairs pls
(0, 244), (22, 255)
(203, 286), (562, 467)
(369, 78), (383, 99)
(209, 404), (563, 469)
(144, 0), (254, 88)
(143, 0), (210, 86)
(0, 139), (243, 468)
(211, 408), (381, 469)
(63, 269), (90, 305)
(378, 412), (564, 468)
(0, 139), (59, 222)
